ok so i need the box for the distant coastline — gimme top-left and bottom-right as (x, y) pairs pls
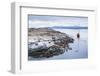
(48, 26), (88, 29)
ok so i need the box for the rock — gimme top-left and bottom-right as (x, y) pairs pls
(29, 45), (65, 58)
(28, 28), (74, 58)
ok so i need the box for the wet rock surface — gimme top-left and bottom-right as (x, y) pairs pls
(29, 46), (65, 58)
(28, 28), (74, 58)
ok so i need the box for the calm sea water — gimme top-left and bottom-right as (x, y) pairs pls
(48, 28), (88, 59)
(29, 28), (88, 60)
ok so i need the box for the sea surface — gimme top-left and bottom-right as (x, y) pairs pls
(28, 28), (88, 60)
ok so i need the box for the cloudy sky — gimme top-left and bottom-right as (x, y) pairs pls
(28, 15), (88, 28)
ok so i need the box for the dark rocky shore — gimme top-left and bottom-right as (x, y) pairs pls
(29, 45), (65, 58)
(28, 28), (74, 58)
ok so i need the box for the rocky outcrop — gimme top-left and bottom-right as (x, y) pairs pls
(28, 28), (74, 58)
(29, 45), (65, 58)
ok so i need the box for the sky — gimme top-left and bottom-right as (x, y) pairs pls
(28, 15), (88, 28)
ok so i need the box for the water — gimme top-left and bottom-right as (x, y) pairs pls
(28, 28), (88, 60)
(47, 29), (88, 60)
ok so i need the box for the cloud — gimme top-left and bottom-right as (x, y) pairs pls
(28, 16), (88, 28)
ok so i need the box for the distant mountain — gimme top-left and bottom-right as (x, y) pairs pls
(48, 26), (88, 29)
